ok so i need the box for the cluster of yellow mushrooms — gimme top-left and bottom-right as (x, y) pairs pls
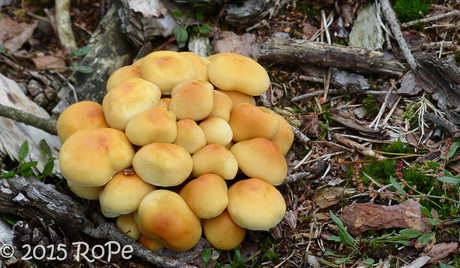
(56, 51), (294, 252)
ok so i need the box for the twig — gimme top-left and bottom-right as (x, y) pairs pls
(381, 95), (402, 126)
(424, 113), (460, 139)
(283, 172), (314, 184)
(334, 133), (386, 160)
(293, 150), (313, 170)
(292, 125), (310, 148)
(369, 81), (394, 129)
(55, 0), (77, 50)
(401, 10), (460, 28)
(379, 0), (416, 70)
(0, 103), (57, 135)
(339, 134), (394, 144)
(292, 89), (397, 102)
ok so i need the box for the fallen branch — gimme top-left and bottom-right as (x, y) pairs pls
(424, 113), (460, 139)
(55, 0), (77, 50)
(258, 39), (405, 77)
(334, 133), (386, 160)
(401, 10), (460, 28)
(0, 103), (57, 135)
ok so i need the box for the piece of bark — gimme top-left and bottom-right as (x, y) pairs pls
(330, 109), (381, 134)
(211, 31), (261, 60)
(0, 218), (38, 268)
(340, 199), (433, 235)
(221, 0), (276, 27)
(55, 0), (77, 50)
(56, 5), (137, 107)
(331, 68), (370, 94)
(423, 113), (460, 139)
(258, 39), (405, 77)
(416, 55), (460, 125)
(424, 242), (458, 264)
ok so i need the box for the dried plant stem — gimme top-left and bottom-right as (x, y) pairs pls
(401, 10), (460, 28)
(334, 133), (386, 160)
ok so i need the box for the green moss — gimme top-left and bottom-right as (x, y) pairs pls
(297, 3), (321, 16)
(363, 95), (379, 118)
(393, 0), (432, 23)
(381, 139), (415, 154)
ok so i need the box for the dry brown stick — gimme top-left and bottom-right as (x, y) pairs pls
(55, 0), (77, 50)
(0, 103), (58, 135)
(380, 0), (416, 70)
(402, 10), (460, 28)
(334, 133), (386, 160)
(424, 113), (460, 139)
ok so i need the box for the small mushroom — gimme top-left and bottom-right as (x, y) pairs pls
(192, 144), (238, 181)
(173, 119), (207, 154)
(216, 90), (256, 107)
(179, 174), (228, 219)
(229, 103), (280, 142)
(270, 113), (295, 156)
(106, 65), (142, 92)
(157, 98), (171, 109)
(230, 138), (287, 186)
(102, 78), (161, 131)
(208, 53), (270, 96)
(202, 209), (246, 250)
(169, 80), (214, 121)
(135, 190), (202, 252)
(99, 170), (156, 215)
(138, 235), (164, 252)
(59, 128), (135, 187)
(209, 90), (233, 122)
(67, 181), (103, 200)
(56, 101), (109, 144)
(199, 117), (233, 146)
(116, 213), (141, 241)
(125, 107), (177, 146)
(140, 51), (197, 95)
(133, 143), (193, 187)
(180, 52), (210, 82)
(227, 178), (286, 231)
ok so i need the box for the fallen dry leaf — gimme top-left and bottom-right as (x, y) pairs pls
(340, 199), (433, 235)
(312, 187), (353, 209)
(32, 51), (66, 70)
(401, 256), (431, 268)
(2, 20), (38, 53)
(424, 242), (458, 264)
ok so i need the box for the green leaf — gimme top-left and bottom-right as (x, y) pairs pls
(335, 256), (354, 264)
(443, 217), (460, 225)
(416, 232), (435, 247)
(338, 228), (356, 246)
(390, 175), (406, 194)
(196, 12), (203, 21)
(39, 139), (52, 159)
(1, 214), (16, 225)
(363, 258), (375, 265)
(70, 46), (92, 57)
(171, 10), (184, 19)
(0, 44), (6, 53)
(439, 261), (456, 268)
(329, 210), (345, 228)
(2, 170), (15, 178)
(18, 141), (29, 161)
(428, 218), (442, 226)
(69, 63), (93, 73)
(42, 160), (54, 178)
(426, 161), (440, 170)
(199, 24), (212, 34)
(447, 142), (459, 159)
(202, 247), (211, 268)
(399, 229), (422, 238)
(325, 235), (341, 242)
(437, 176), (460, 184)
(324, 251), (347, 257)
(20, 168), (34, 177)
(420, 206), (432, 217)
(173, 26), (188, 48)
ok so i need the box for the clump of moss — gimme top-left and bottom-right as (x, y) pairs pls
(393, 0), (432, 23)
(363, 95), (379, 118)
(381, 139), (415, 154)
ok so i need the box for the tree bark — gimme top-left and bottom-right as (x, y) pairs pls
(258, 39), (405, 77)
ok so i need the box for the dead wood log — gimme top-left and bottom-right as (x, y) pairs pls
(0, 176), (200, 268)
(257, 39), (405, 77)
(56, 4), (137, 107)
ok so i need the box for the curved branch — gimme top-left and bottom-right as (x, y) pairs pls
(0, 103), (58, 135)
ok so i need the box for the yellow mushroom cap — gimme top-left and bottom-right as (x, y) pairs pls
(117, 213), (142, 241)
(135, 190), (202, 252)
(169, 80), (214, 121)
(125, 107), (177, 146)
(192, 144), (238, 181)
(199, 117), (233, 146)
(179, 174), (228, 219)
(67, 181), (103, 200)
(209, 90), (233, 122)
(173, 119), (207, 154)
(133, 143), (193, 187)
(106, 65), (142, 92)
(99, 170), (156, 215)
(59, 128), (135, 187)
(157, 98), (171, 109)
(140, 51), (197, 95)
(227, 178), (286, 231)
(202, 209), (246, 250)
(138, 235), (164, 252)
(229, 103), (280, 142)
(216, 90), (256, 107)
(56, 101), (109, 144)
(102, 78), (161, 131)
(208, 54), (270, 96)
(180, 52), (210, 82)
(230, 138), (287, 186)
(270, 113), (294, 156)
